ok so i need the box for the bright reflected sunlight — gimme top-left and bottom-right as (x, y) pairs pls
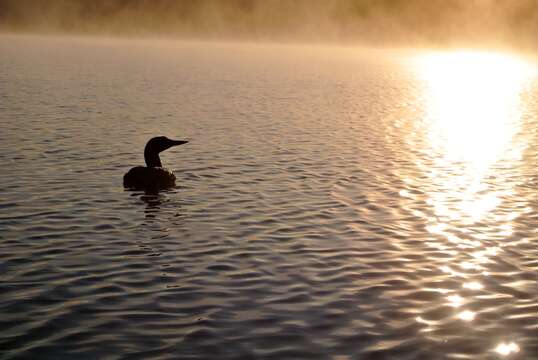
(417, 50), (533, 170)
(413, 51), (536, 343)
(415, 50), (535, 224)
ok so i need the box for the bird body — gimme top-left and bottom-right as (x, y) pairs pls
(123, 166), (176, 189)
(123, 136), (188, 190)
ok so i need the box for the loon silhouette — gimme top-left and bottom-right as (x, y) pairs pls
(123, 136), (188, 190)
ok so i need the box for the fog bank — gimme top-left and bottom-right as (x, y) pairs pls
(1, 0), (537, 48)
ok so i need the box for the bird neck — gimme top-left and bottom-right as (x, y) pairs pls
(144, 150), (162, 168)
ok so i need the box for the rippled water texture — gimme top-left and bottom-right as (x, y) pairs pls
(2, 35), (538, 359)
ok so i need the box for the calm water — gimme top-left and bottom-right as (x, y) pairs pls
(2, 35), (538, 359)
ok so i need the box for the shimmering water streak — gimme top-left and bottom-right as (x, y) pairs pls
(416, 51), (534, 224)
(412, 51), (536, 354)
(496, 342), (520, 355)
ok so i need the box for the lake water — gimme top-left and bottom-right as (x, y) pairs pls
(2, 34), (538, 359)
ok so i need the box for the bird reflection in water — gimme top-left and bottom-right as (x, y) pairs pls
(127, 189), (185, 238)
(140, 192), (168, 219)
(125, 190), (186, 262)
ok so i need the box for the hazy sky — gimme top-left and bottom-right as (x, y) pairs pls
(1, 0), (537, 48)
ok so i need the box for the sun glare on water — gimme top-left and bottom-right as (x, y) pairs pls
(408, 50), (535, 355)
(416, 51), (533, 169)
(414, 50), (534, 223)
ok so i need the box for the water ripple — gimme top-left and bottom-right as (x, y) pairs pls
(1, 35), (538, 359)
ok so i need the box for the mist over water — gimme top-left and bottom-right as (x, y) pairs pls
(2, 34), (538, 359)
(2, 0), (538, 48)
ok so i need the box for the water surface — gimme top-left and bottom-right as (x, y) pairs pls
(2, 35), (538, 359)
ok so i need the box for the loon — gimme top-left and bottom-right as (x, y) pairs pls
(123, 136), (188, 190)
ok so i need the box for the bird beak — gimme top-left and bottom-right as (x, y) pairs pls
(170, 139), (188, 146)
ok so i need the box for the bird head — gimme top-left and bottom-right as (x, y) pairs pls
(144, 136), (188, 168)
(146, 136), (188, 154)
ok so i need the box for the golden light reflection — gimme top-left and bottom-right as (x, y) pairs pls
(416, 51), (530, 163)
(463, 281), (484, 291)
(495, 342), (520, 356)
(406, 51), (534, 357)
(415, 50), (534, 224)
(413, 50), (535, 296)
(446, 294), (464, 307)
(457, 310), (476, 321)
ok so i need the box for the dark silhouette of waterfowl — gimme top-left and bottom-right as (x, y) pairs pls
(123, 136), (188, 190)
